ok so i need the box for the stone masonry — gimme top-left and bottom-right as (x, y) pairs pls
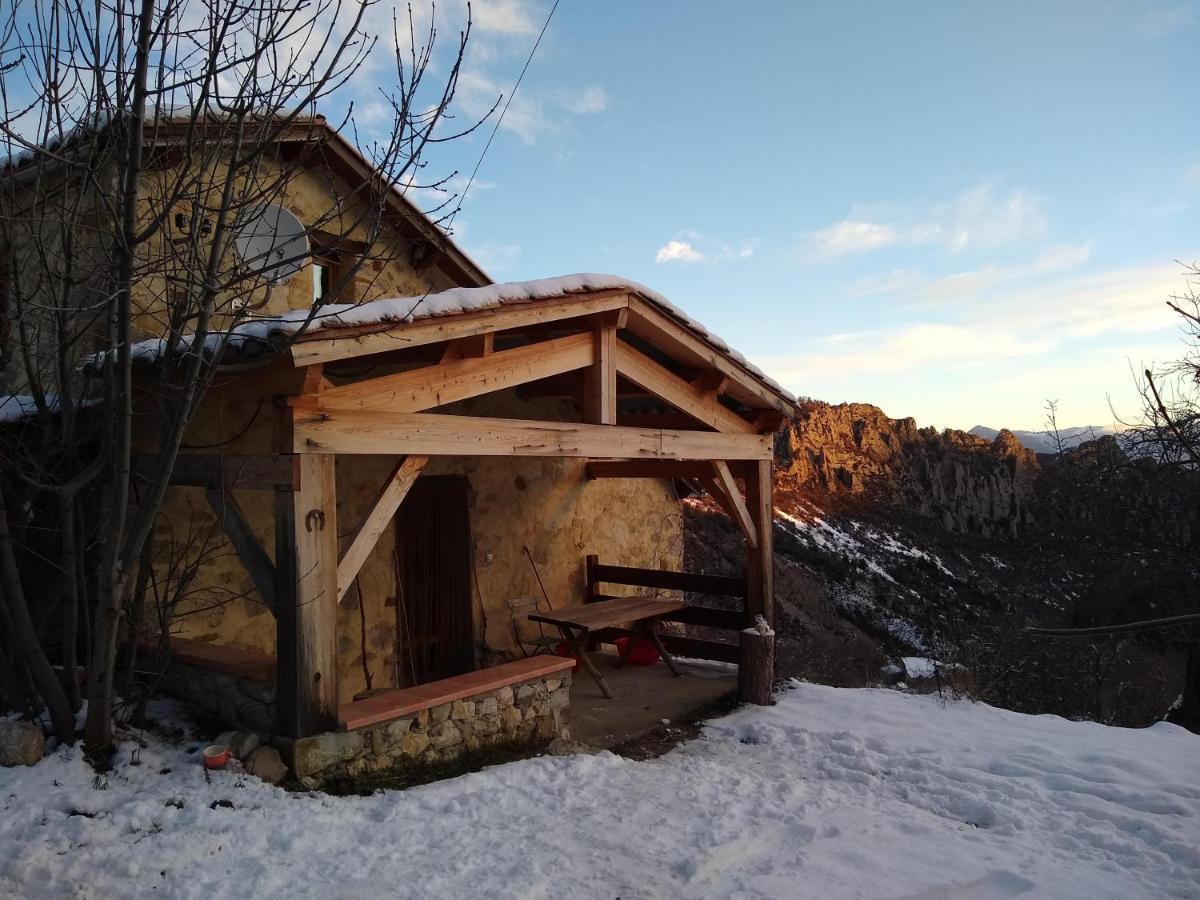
(280, 670), (572, 782)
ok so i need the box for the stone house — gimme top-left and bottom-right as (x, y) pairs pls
(4, 117), (798, 781)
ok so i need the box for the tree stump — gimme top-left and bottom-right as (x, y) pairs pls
(738, 622), (775, 706)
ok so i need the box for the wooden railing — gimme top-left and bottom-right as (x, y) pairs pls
(584, 554), (745, 662)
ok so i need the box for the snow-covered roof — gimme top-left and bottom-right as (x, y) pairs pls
(123, 274), (795, 403)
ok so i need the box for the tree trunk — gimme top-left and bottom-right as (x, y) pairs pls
(0, 495), (75, 742)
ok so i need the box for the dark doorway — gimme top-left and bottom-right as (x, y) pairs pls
(394, 476), (474, 686)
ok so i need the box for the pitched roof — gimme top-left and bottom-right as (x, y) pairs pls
(3, 113), (491, 289)
(122, 274), (798, 411)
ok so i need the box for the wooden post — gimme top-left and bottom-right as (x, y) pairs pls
(583, 319), (617, 424)
(737, 621), (775, 705)
(743, 458), (774, 627)
(585, 553), (601, 602)
(275, 454), (339, 737)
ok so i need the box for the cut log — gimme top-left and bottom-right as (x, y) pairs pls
(737, 622), (775, 706)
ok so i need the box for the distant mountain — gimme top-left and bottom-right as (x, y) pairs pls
(969, 424), (1114, 455)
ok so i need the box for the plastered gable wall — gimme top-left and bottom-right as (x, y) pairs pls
(130, 157), (459, 340)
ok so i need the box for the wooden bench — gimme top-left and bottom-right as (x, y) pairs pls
(147, 636), (276, 683)
(584, 556), (747, 664)
(338, 655), (575, 731)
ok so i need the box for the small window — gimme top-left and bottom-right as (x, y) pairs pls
(312, 259), (333, 307)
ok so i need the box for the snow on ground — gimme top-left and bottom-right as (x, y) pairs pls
(2, 685), (1198, 899)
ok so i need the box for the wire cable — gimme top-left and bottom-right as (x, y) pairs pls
(447, 0), (561, 229)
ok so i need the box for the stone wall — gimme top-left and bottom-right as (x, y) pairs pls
(158, 660), (276, 735)
(280, 670), (571, 782)
(153, 386), (682, 702)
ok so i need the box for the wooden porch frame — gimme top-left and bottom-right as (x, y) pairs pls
(336, 455), (428, 600)
(291, 409), (773, 459)
(197, 287), (790, 736)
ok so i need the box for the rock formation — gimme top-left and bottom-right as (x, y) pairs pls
(779, 401), (1039, 538)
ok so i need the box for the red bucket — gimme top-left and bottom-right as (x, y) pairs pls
(614, 636), (660, 666)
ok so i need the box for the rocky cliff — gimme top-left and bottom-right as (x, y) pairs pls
(684, 399), (1199, 728)
(778, 401), (1040, 538)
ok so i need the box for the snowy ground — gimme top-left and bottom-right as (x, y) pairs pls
(2, 684), (1197, 899)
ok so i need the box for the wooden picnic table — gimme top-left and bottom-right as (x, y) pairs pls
(527, 595), (684, 699)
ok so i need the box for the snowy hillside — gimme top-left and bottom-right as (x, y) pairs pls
(2, 685), (1196, 899)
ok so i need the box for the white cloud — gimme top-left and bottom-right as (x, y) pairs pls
(466, 241), (521, 273)
(456, 69), (547, 144)
(1031, 242), (1092, 273)
(472, 0), (540, 35)
(808, 183), (1047, 257)
(655, 240), (704, 263)
(1139, 3), (1195, 37)
(556, 86), (609, 114)
(811, 221), (897, 256)
(708, 239), (758, 262)
(400, 171), (496, 214)
(654, 235), (757, 264)
(762, 263), (1183, 386)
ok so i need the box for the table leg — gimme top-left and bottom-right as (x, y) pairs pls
(567, 626), (613, 699)
(645, 623), (681, 677)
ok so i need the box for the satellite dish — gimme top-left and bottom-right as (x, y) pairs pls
(233, 203), (309, 285)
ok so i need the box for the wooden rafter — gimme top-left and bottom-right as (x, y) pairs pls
(614, 340), (757, 434)
(704, 460), (758, 548)
(289, 290), (631, 367)
(204, 489), (277, 612)
(624, 296), (795, 417)
(292, 408), (773, 459)
(336, 455), (428, 600)
(317, 332), (595, 413)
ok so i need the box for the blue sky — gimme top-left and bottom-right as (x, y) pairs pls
(391, 0), (1198, 431)
(9, 0), (1193, 431)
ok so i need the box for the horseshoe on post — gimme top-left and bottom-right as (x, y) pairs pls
(305, 509), (326, 532)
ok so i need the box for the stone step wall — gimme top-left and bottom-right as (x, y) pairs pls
(281, 670), (572, 782)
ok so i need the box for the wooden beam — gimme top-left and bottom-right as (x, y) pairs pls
(614, 340), (758, 434)
(754, 410), (790, 432)
(336, 455), (427, 600)
(317, 332), (595, 413)
(691, 371), (729, 394)
(137, 454), (299, 491)
(456, 332), (493, 358)
(290, 290), (631, 367)
(708, 460), (758, 548)
(275, 454), (339, 737)
(204, 490), (277, 612)
(657, 635), (739, 664)
(624, 297), (795, 417)
(585, 459), (716, 480)
(294, 409), (774, 459)
(744, 458), (774, 626)
(583, 319), (617, 424)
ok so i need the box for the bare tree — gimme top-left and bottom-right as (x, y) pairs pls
(1123, 264), (1200, 468)
(0, 0), (488, 763)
